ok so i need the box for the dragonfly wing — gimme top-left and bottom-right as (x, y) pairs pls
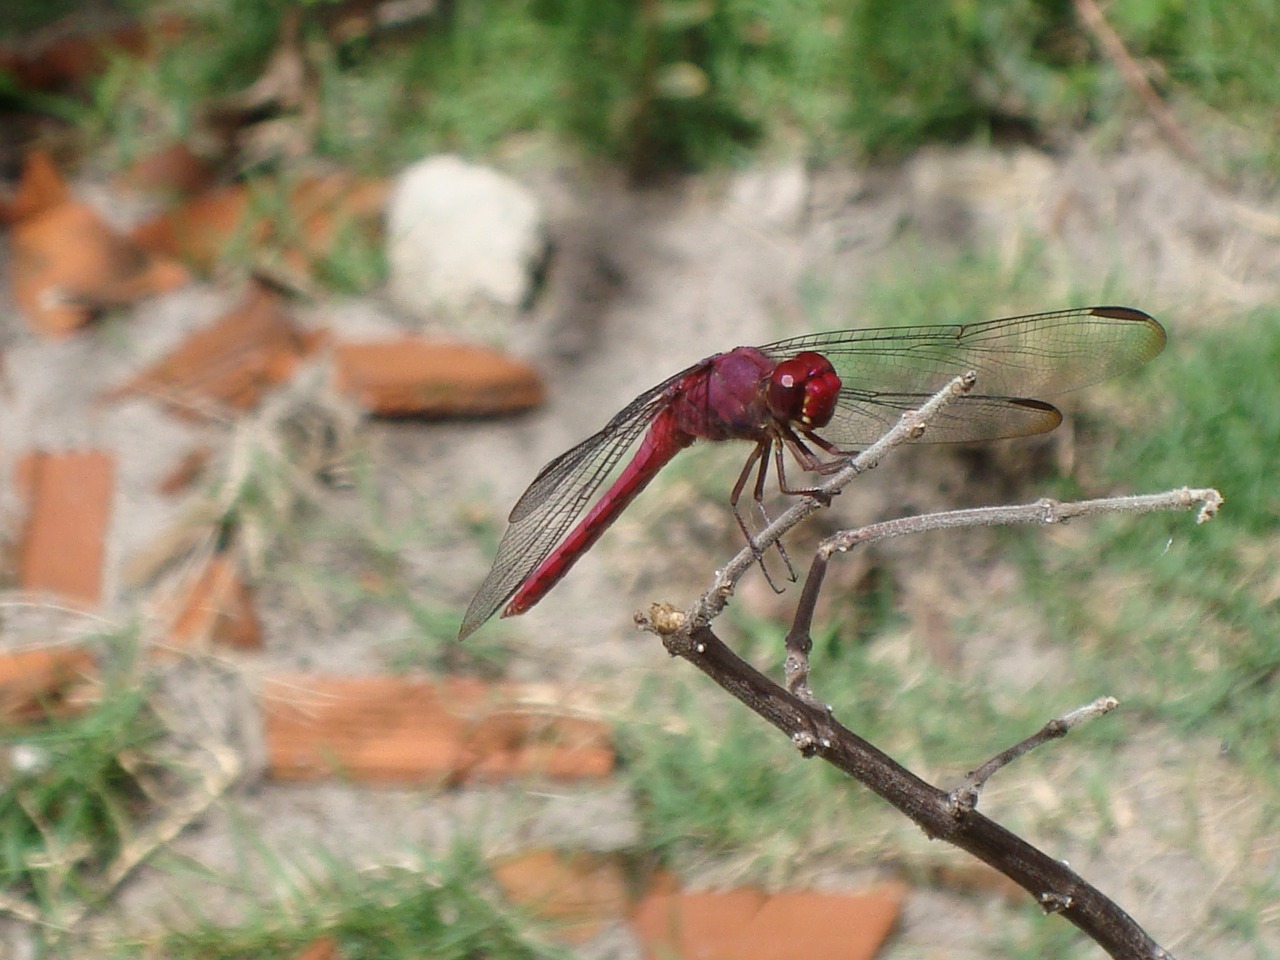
(821, 391), (1063, 447)
(460, 371), (691, 639)
(762, 306), (1166, 400)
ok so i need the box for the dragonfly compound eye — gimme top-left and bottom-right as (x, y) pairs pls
(768, 352), (841, 429)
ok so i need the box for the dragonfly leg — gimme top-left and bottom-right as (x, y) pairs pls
(729, 442), (792, 592)
(803, 429), (859, 470)
(728, 440), (763, 529)
(786, 427), (862, 478)
(754, 446), (797, 584)
(775, 431), (835, 503)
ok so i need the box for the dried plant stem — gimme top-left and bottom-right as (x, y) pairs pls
(950, 696), (1120, 812)
(783, 487), (1221, 702)
(638, 371), (1220, 960)
(1072, 0), (1207, 174)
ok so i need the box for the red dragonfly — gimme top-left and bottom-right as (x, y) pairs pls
(459, 306), (1165, 639)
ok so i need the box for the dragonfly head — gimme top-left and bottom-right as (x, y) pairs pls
(767, 351), (841, 430)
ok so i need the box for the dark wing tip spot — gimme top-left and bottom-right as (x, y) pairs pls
(1089, 305), (1153, 322)
(1010, 397), (1060, 412)
(1088, 305), (1167, 359)
(1011, 397), (1064, 433)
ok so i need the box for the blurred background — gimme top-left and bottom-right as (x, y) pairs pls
(0, 1), (1277, 958)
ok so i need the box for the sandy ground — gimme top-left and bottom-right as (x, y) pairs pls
(2, 125), (1279, 957)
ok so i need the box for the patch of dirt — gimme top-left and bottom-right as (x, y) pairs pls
(3, 124), (1279, 956)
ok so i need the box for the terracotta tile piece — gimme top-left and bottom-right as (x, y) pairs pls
(630, 882), (905, 960)
(163, 552), (263, 654)
(106, 282), (322, 417)
(9, 199), (189, 337)
(0, 15), (183, 93)
(156, 445), (213, 495)
(332, 339), (545, 417)
(495, 848), (631, 943)
(130, 173), (388, 280)
(129, 183), (251, 272)
(0, 647), (99, 723)
(261, 675), (614, 784)
(5, 151), (189, 337)
(15, 451), (115, 609)
(118, 142), (219, 197)
(291, 935), (341, 960)
(0, 150), (68, 224)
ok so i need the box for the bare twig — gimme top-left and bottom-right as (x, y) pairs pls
(1072, 0), (1208, 176)
(783, 486), (1223, 701)
(826, 487), (1222, 552)
(636, 613), (1178, 960)
(949, 696), (1120, 813)
(638, 373), (1221, 960)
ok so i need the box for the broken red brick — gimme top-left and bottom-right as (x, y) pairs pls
(15, 451), (115, 609)
(291, 935), (340, 960)
(129, 183), (250, 273)
(495, 849), (631, 943)
(162, 552), (263, 654)
(106, 281), (323, 417)
(0, 647), (99, 724)
(261, 676), (614, 784)
(118, 142), (219, 198)
(4, 153), (191, 339)
(130, 172), (388, 283)
(156, 446), (213, 496)
(332, 339), (545, 417)
(3, 151), (189, 336)
(0, 14), (184, 94)
(11, 199), (190, 336)
(630, 883), (905, 960)
(0, 150), (68, 224)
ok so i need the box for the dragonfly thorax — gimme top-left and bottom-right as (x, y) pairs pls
(670, 346), (778, 441)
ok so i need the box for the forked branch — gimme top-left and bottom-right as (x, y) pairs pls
(784, 486), (1221, 702)
(637, 372), (1222, 960)
(950, 696), (1119, 813)
(634, 616), (1178, 959)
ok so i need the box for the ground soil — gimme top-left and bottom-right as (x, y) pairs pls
(2, 124), (1278, 958)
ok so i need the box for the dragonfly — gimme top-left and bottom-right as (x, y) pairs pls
(459, 306), (1165, 639)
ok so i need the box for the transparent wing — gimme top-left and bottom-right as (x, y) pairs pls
(460, 366), (697, 638)
(761, 306), (1165, 446)
(824, 392), (1063, 446)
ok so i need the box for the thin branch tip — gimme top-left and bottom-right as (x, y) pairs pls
(951, 695), (1122, 812)
(1191, 487), (1223, 522)
(1061, 696), (1120, 729)
(635, 602), (686, 637)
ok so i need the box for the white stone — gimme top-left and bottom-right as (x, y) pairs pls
(386, 155), (548, 327)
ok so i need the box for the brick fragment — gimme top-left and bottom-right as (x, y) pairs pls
(261, 676), (613, 784)
(15, 450), (115, 608)
(332, 339), (544, 417)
